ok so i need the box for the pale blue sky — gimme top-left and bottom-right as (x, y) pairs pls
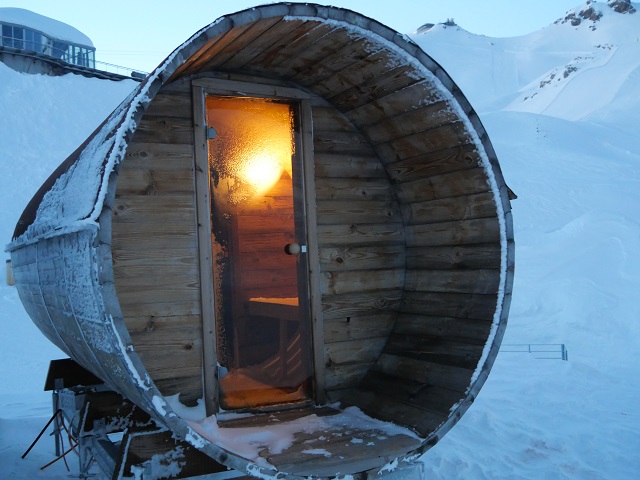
(4, 0), (584, 72)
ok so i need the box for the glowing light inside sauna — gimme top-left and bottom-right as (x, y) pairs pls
(206, 96), (294, 202)
(242, 153), (285, 195)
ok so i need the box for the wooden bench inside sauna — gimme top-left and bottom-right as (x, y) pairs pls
(8, 3), (514, 479)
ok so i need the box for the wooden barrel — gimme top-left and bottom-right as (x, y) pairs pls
(8, 4), (514, 478)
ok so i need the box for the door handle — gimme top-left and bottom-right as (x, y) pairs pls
(284, 243), (306, 255)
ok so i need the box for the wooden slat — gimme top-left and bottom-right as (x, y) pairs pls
(385, 144), (480, 179)
(360, 371), (466, 416)
(393, 314), (492, 345)
(321, 289), (403, 320)
(342, 388), (446, 437)
(154, 375), (203, 406)
(124, 142), (195, 167)
(112, 195), (195, 223)
(329, 64), (421, 111)
(323, 313), (396, 343)
(395, 167), (491, 203)
(363, 101), (459, 144)
(310, 49), (400, 99)
(313, 130), (376, 155)
(178, 22), (263, 76)
(118, 300), (200, 318)
(384, 333), (483, 370)
(314, 177), (395, 201)
(324, 363), (370, 390)
(245, 20), (326, 73)
(326, 337), (387, 366)
(256, 23), (346, 79)
(375, 122), (470, 160)
(112, 221), (195, 242)
(402, 291), (498, 320)
(120, 429), (227, 478)
(314, 153), (387, 179)
(117, 285), (200, 308)
(406, 243), (502, 270)
(320, 269), (404, 295)
(311, 106), (357, 132)
(317, 223), (405, 246)
(142, 92), (192, 118)
(404, 269), (501, 295)
(375, 353), (473, 392)
(405, 217), (500, 247)
(114, 270), (199, 289)
(115, 168), (194, 196)
(199, 16), (284, 71)
(316, 199), (401, 225)
(131, 116), (194, 145)
(318, 244), (405, 272)
(219, 18), (306, 71)
(112, 248), (197, 269)
(402, 192), (496, 225)
(290, 31), (378, 87)
(345, 79), (446, 127)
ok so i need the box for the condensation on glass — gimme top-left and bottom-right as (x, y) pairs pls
(205, 96), (313, 410)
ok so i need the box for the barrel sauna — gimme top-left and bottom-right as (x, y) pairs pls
(8, 3), (514, 479)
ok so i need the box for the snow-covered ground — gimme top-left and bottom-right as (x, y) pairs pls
(1, 1), (639, 478)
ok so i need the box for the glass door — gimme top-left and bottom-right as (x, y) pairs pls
(205, 95), (313, 410)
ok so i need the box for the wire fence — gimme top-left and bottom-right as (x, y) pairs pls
(500, 343), (568, 361)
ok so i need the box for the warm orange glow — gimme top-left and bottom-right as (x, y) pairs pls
(206, 96), (294, 202)
(242, 154), (284, 195)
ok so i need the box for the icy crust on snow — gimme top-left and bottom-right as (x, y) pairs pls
(0, 7), (94, 47)
(184, 405), (422, 472)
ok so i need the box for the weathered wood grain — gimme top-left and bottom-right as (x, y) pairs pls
(375, 353), (473, 392)
(142, 92), (192, 118)
(364, 101), (460, 145)
(345, 80), (445, 127)
(320, 268), (404, 295)
(315, 177), (395, 201)
(318, 244), (405, 272)
(375, 122), (470, 161)
(393, 314), (492, 345)
(405, 217), (500, 247)
(321, 289), (403, 320)
(131, 116), (194, 145)
(323, 313), (396, 343)
(329, 64), (421, 111)
(402, 192), (496, 225)
(402, 291), (498, 320)
(316, 199), (401, 225)
(317, 223), (405, 246)
(314, 153), (387, 179)
(395, 167), (491, 204)
(404, 268), (501, 295)
(384, 333), (483, 370)
(123, 142), (195, 167)
(313, 130), (377, 155)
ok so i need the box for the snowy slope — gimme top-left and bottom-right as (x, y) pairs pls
(1, 2), (640, 478)
(414, 1), (640, 120)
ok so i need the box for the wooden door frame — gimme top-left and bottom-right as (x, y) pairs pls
(191, 77), (325, 415)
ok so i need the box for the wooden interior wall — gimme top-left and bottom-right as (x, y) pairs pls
(339, 86), (504, 435)
(311, 103), (405, 402)
(233, 173), (298, 301)
(112, 81), (203, 406)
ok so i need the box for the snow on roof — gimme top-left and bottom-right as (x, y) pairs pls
(0, 7), (93, 47)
